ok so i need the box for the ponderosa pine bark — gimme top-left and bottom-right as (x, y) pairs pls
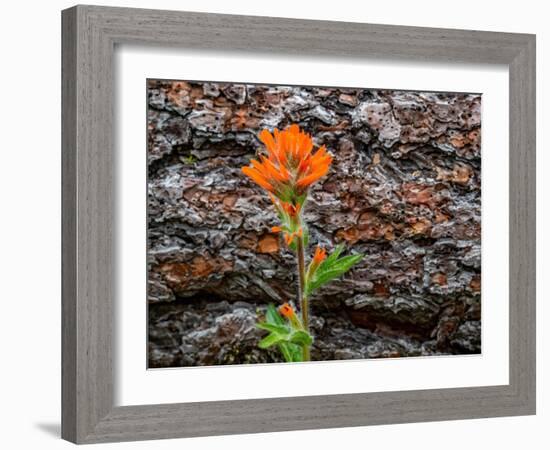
(147, 80), (481, 367)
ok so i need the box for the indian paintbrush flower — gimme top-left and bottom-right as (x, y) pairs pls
(306, 246), (327, 279)
(278, 303), (295, 318)
(242, 124), (332, 206)
(312, 246), (327, 265)
(278, 303), (303, 330)
(245, 124), (363, 363)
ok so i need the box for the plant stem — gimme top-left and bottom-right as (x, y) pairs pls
(296, 235), (310, 361)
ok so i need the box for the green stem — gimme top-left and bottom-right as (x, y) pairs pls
(296, 236), (310, 361)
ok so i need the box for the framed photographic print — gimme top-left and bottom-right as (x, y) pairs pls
(62, 5), (536, 444)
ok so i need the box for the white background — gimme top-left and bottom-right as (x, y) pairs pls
(0, 0), (547, 449)
(116, 48), (509, 405)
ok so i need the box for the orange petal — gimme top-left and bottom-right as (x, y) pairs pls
(313, 246), (327, 264)
(297, 156), (311, 175)
(284, 233), (293, 245)
(296, 165), (330, 188)
(242, 166), (274, 192)
(261, 156), (289, 183)
(251, 159), (269, 177)
(275, 145), (287, 166)
(279, 163), (291, 180)
(317, 154), (333, 166)
(271, 226), (282, 233)
(288, 124), (300, 135)
(278, 302), (295, 318)
(311, 156), (332, 173)
(278, 131), (288, 159)
(309, 146), (327, 164)
(281, 202), (300, 217)
(297, 134), (313, 159)
(259, 129), (277, 157)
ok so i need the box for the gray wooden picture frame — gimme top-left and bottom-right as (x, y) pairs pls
(61, 4), (536, 444)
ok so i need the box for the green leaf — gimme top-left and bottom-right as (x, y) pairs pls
(265, 304), (285, 326)
(258, 333), (284, 349)
(278, 343), (294, 362)
(307, 270), (343, 293)
(321, 244), (345, 269)
(312, 266), (353, 287)
(290, 330), (313, 346)
(290, 344), (303, 361)
(305, 250), (363, 295)
(279, 342), (302, 362)
(326, 254), (364, 274)
(256, 322), (289, 334)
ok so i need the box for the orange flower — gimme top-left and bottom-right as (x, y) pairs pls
(307, 246), (327, 279)
(312, 246), (327, 265)
(242, 125), (332, 201)
(278, 302), (303, 329)
(278, 302), (295, 319)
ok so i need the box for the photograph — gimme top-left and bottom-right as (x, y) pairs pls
(2, 1), (543, 447)
(146, 79), (482, 368)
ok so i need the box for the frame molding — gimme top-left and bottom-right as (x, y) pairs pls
(62, 5), (536, 444)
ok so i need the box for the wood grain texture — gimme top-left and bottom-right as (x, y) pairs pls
(508, 37), (536, 408)
(61, 7), (77, 442)
(62, 5), (114, 442)
(61, 4), (536, 444)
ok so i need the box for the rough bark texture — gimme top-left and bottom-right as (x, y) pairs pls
(147, 80), (481, 367)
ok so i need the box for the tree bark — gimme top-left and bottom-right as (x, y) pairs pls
(147, 80), (481, 367)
